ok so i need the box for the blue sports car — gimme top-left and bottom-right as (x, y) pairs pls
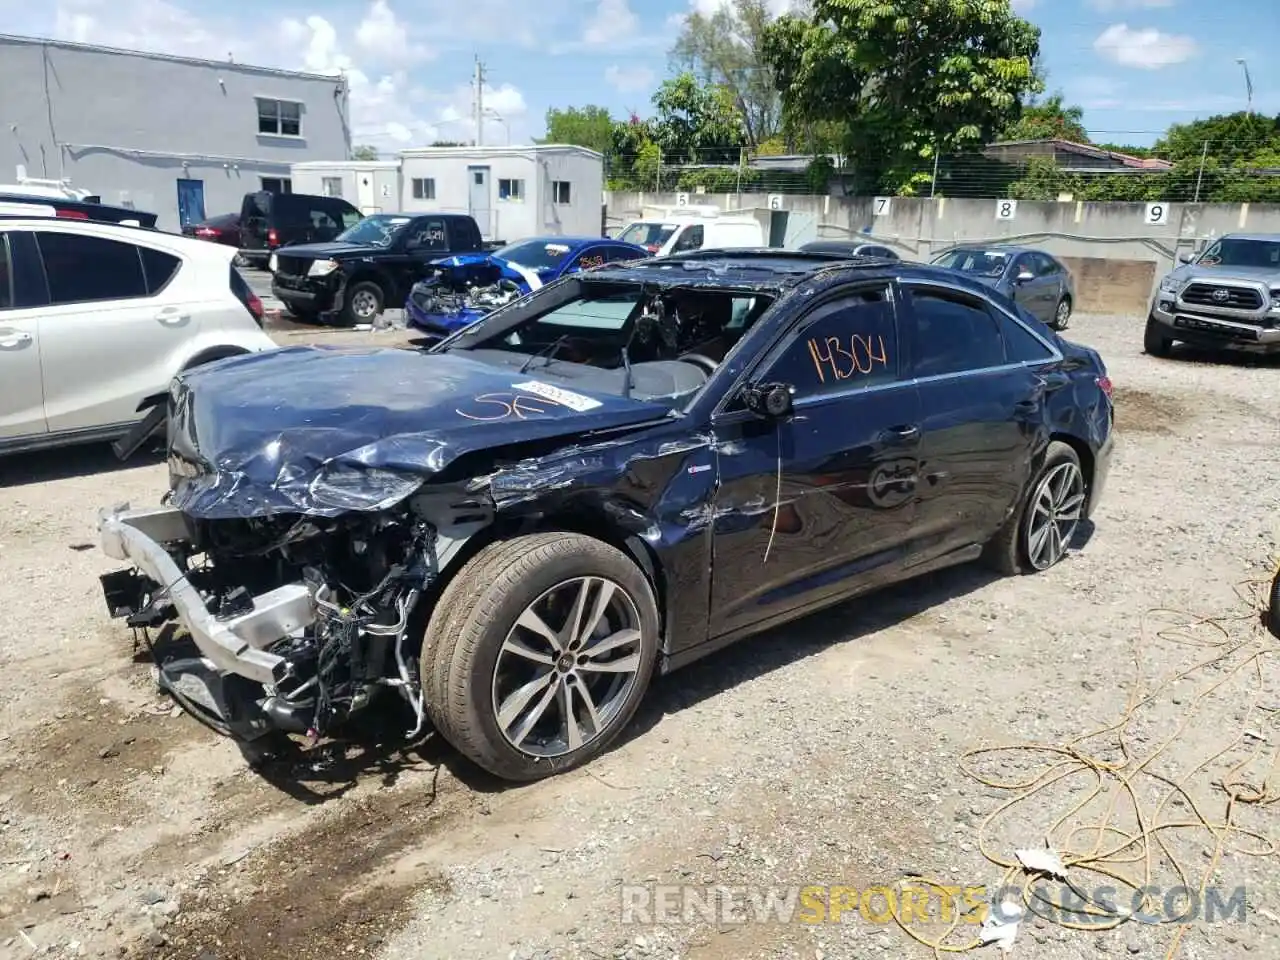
(405, 235), (650, 337)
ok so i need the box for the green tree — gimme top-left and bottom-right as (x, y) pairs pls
(351, 144), (379, 160)
(671, 0), (807, 148)
(762, 0), (1042, 194)
(1153, 111), (1280, 163)
(540, 105), (616, 154)
(649, 71), (746, 164)
(1001, 93), (1088, 143)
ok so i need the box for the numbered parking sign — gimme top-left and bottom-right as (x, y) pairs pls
(1144, 202), (1170, 225)
(767, 194), (783, 210)
(995, 199), (1018, 221)
(873, 196), (892, 216)
(675, 192), (689, 206)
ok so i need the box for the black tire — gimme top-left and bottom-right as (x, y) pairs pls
(1051, 296), (1072, 331)
(1267, 568), (1280, 641)
(1143, 316), (1173, 357)
(421, 532), (660, 781)
(340, 280), (384, 326)
(983, 440), (1085, 576)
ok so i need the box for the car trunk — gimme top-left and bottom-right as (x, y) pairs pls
(239, 192), (272, 251)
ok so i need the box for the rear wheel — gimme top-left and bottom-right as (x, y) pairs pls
(1267, 567), (1280, 641)
(340, 281), (384, 326)
(984, 441), (1086, 575)
(1052, 296), (1072, 331)
(421, 532), (660, 781)
(1143, 316), (1173, 357)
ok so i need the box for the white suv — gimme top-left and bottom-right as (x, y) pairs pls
(0, 217), (278, 457)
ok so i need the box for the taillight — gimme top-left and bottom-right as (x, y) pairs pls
(230, 265), (265, 328)
(55, 208), (89, 219)
(247, 292), (264, 325)
(1096, 375), (1113, 400)
(267, 228), (279, 247)
(195, 227), (219, 238)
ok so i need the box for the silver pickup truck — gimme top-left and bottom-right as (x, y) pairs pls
(1145, 232), (1280, 358)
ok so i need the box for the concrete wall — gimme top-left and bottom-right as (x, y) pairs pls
(0, 35), (351, 231)
(606, 191), (1280, 315)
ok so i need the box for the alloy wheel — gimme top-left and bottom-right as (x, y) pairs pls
(1056, 299), (1071, 327)
(1025, 461), (1085, 570)
(491, 576), (644, 758)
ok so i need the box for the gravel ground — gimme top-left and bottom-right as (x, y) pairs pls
(2, 311), (1279, 960)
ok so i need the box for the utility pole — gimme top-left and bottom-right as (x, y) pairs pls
(1236, 58), (1254, 115)
(1193, 140), (1209, 202)
(473, 56), (486, 147)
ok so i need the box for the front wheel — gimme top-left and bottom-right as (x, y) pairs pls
(340, 280), (384, 326)
(1144, 316), (1173, 358)
(1051, 297), (1072, 331)
(984, 441), (1087, 575)
(421, 532), (660, 781)
(1266, 567), (1280, 641)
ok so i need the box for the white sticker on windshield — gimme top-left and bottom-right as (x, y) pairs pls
(389, 217), (411, 224)
(511, 380), (603, 412)
(546, 244), (571, 254)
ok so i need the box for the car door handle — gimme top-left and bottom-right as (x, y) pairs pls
(0, 330), (32, 348)
(1015, 399), (1038, 412)
(154, 308), (187, 325)
(879, 424), (920, 444)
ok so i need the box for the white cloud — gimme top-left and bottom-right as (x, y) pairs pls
(1010, 0), (1037, 10)
(604, 65), (656, 94)
(582, 0), (640, 47)
(1093, 23), (1198, 69)
(1087, 0), (1174, 9)
(688, 0), (798, 15)
(17, 1), (531, 150)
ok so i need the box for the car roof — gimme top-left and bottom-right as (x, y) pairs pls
(582, 247), (1001, 296)
(505, 235), (645, 249)
(941, 243), (1047, 257)
(0, 217), (234, 257)
(1217, 232), (1280, 242)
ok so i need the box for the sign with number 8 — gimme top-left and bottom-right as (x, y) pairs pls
(995, 199), (1018, 221)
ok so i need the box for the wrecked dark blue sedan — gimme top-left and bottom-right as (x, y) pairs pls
(404, 235), (650, 338)
(97, 249), (1115, 783)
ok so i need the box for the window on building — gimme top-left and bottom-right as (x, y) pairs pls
(35, 232), (148, 305)
(321, 177), (343, 198)
(498, 178), (525, 201)
(261, 177), (292, 194)
(412, 178), (436, 201)
(256, 98), (302, 137)
(552, 180), (572, 205)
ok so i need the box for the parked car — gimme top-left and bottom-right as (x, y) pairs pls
(237, 190), (362, 269)
(1144, 233), (1280, 358)
(97, 248), (1114, 783)
(0, 192), (157, 228)
(617, 211), (763, 255)
(0, 218), (276, 458)
(269, 212), (497, 326)
(800, 239), (901, 260)
(931, 245), (1075, 330)
(405, 235), (650, 338)
(182, 212), (242, 254)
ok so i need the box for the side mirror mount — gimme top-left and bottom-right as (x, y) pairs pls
(1016, 269), (1035, 283)
(741, 381), (795, 420)
(1177, 252), (1195, 264)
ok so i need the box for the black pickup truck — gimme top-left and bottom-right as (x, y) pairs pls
(269, 212), (500, 325)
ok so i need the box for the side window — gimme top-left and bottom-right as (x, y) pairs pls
(1011, 255), (1033, 279)
(764, 286), (899, 398)
(604, 245), (642, 263)
(571, 248), (606, 272)
(907, 287), (1006, 378)
(37, 232), (147, 304)
(138, 246), (182, 295)
(672, 225), (704, 253)
(311, 209), (339, 231)
(0, 234), (12, 310)
(1037, 254), (1061, 276)
(994, 308), (1055, 362)
(408, 219), (447, 251)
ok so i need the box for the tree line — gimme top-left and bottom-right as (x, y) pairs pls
(537, 0), (1280, 204)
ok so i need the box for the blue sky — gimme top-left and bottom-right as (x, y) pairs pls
(0, 0), (1272, 151)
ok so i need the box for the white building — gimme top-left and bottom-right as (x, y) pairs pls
(289, 160), (403, 215)
(291, 144), (604, 243)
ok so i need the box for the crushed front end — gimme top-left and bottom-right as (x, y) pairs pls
(98, 502), (439, 742)
(405, 254), (533, 337)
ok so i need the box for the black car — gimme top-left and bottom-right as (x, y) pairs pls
(98, 249), (1115, 783)
(0, 193), (158, 228)
(237, 190), (362, 269)
(800, 238), (901, 260)
(269, 212), (492, 325)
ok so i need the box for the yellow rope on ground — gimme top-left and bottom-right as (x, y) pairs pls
(889, 564), (1280, 960)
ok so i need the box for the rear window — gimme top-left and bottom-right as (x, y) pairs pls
(36, 232), (148, 304)
(139, 246), (182, 294)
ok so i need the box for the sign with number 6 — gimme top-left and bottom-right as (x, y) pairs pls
(767, 194), (783, 210)
(995, 199), (1018, 221)
(873, 196), (892, 216)
(1144, 202), (1169, 225)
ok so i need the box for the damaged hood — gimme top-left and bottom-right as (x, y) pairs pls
(425, 252), (547, 291)
(167, 346), (673, 519)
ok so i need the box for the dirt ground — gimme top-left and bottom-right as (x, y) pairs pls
(2, 313), (1279, 960)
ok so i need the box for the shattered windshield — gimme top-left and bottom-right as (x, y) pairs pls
(336, 214), (411, 247)
(494, 239), (574, 271)
(933, 249), (1010, 277)
(1197, 238), (1280, 268)
(618, 222), (677, 251)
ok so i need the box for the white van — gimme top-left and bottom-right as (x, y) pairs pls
(617, 205), (764, 256)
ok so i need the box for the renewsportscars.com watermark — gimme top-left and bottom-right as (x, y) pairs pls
(619, 883), (1249, 926)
